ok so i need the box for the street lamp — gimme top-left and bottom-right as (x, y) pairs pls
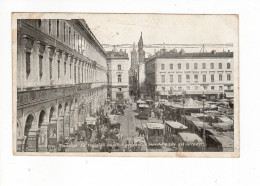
(181, 91), (186, 125)
(201, 92), (206, 146)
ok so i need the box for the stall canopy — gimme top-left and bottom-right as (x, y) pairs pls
(178, 132), (204, 143)
(165, 121), (188, 130)
(192, 121), (213, 130)
(212, 122), (232, 131)
(146, 123), (165, 130)
(173, 98), (210, 109)
(209, 135), (234, 152)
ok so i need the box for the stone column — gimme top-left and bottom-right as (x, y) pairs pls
(24, 129), (37, 152)
(57, 115), (64, 141)
(48, 118), (58, 152)
(74, 108), (79, 131)
(37, 122), (48, 152)
(69, 109), (75, 136)
(63, 112), (70, 139)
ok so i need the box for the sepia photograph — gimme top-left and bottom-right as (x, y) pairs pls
(12, 13), (239, 157)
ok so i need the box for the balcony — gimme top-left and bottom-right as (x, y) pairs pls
(17, 83), (92, 107)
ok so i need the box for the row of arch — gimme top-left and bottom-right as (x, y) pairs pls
(16, 98), (89, 152)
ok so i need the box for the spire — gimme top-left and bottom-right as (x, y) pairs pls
(138, 32), (143, 51)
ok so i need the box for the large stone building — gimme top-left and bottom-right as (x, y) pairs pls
(16, 19), (107, 152)
(145, 48), (234, 100)
(107, 47), (130, 101)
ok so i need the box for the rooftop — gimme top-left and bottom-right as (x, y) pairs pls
(146, 48), (233, 62)
(107, 46), (129, 59)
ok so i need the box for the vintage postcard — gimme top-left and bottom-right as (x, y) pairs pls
(12, 13), (239, 157)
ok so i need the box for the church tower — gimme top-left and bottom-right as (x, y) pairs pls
(131, 42), (137, 68)
(137, 32), (146, 98)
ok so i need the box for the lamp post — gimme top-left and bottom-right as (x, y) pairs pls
(182, 91), (186, 125)
(201, 92), (206, 146)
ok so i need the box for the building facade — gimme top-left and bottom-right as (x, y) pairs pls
(145, 49), (234, 100)
(16, 19), (107, 152)
(107, 47), (130, 101)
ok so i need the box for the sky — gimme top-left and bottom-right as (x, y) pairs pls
(82, 14), (238, 55)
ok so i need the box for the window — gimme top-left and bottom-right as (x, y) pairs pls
(161, 75), (165, 83)
(219, 74), (222, 81)
(186, 63), (189, 70)
(69, 27), (71, 44)
(49, 19), (51, 34)
(211, 74), (214, 82)
(70, 63), (71, 79)
(187, 86), (190, 90)
(186, 74), (190, 82)
(195, 86), (198, 90)
(74, 32), (76, 48)
(162, 87), (165, 91)
(178, 75), (182, 83)
(161, 64), (165, 70)
(202, 63), (206, 69)
(194, 63), (198, 69)
(38, 20), (42, 28)
(118, 88), (121, 91)
(64, 23), (66, 42)
(178, 63), (181, 70)
(227, 74), (231, 81)
(64, 62), (66, 75)
(26, 52), (31, 78)
(219, 86), (223, 90)
(39, 55), (43, 79)
(78, 66), (80, 83)
(227, 63), (231, 69)
(219, 63), (222, 69)
(118, 65), (121, 70)
(178, 87), (182, 91)
(210, 63), (214, 69)
(58, 60), (60, 79)
(74, 66), (76, 83)
(170, 86), (173, 92)
(170, 64), (173, 70)
(194, 74), (198, 82)
(118, 74), (122, 82)
(57, 20), (59, 38)
(170, 75), (173, 83)
(203, 75), (206, 82)
(78, 36), (80, 51)
(49, 58), (52, 80)
(211, 86), (214, 90)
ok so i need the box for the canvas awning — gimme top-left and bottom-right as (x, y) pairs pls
(165, 121), (188, 130)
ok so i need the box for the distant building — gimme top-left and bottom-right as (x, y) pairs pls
(107, 46), (130, 101)
(145, 49), (234, 100)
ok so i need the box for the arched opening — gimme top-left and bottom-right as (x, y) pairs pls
(49, 107), (55, 122)
(24, 114), (34, 152)
(58, 104), (63, 116)
(65, 102), (69, 114)
(37, 110), (47, 152)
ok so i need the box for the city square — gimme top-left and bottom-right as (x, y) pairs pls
(15, 17), (235, 153)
